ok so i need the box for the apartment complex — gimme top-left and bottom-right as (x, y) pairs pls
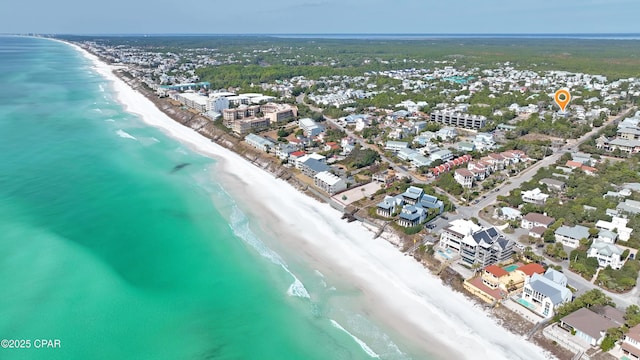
(314, 171), (346, 194)
(223, 103), (297, 134)
(173, 92), (208, 113)
(430, 110), (487, 130)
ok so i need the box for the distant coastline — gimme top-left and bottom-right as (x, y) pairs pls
(17, 33), (640, 41)
(268, 33), (640, 40)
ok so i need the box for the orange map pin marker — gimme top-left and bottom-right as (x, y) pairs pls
(554, 89), (571, 112)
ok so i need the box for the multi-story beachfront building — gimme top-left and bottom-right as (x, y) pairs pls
(206, 95), (230, 113)
(223, 105), (262, 125)
(429, 110), (487, 130)
(174, 92), (208, 113)
(314, 171), (346, 194)
(231, 117), (270, 135)
(439, 219), (514, 267)
(260, 103), (298, 123)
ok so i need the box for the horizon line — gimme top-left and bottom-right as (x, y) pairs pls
(5, 32), (640, 36)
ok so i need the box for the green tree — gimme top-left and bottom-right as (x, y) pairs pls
(625, 305), (640, 327)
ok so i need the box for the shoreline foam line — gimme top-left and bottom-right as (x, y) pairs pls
(54, 37), (556, 360)
(330, 319), (380, 359)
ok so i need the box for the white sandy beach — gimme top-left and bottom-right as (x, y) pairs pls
(62, 39), (556, 360)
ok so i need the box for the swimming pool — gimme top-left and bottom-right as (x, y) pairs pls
(504, 264), (519, 272)
(437, 249), (454, 260)
(517, 298), (537, 310)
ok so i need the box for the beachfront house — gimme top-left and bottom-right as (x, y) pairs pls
(397, 205), (427, 227)
(520, 269), (571, 318)
(244, 133), (275, 152)
(376, 195), (403, 217)
(463, 263), (545, 304)
(439, 219), (514, 268)
(401, 186), (424, 205)
(559, 308), (622, 347)
(554, 225), (590, 248)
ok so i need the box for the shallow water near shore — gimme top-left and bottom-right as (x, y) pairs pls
(0, 36), (416, 360)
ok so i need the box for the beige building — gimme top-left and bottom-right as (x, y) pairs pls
(231, 117), (270, 135)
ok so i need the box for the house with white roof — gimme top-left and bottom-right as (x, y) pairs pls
(596, 216), (633, 241)
(521, 269), (572, 318)
(499, 207), (522, 221)
(298, 118), (324, 137)
(587, 241), (626, 269)
(314, 171), (346, 195)
(436, 127), (457, 140)
(521, 188), (549, 205)
(385, 141), (410, 152)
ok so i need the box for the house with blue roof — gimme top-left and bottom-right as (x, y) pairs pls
(299, 158), (330, 177)
(398, 205), (427, 227)
(555, 225), (591, 248)
(429, 149), (453, 163)
(376, 195), (404, 217)
(401, 186), (424, 205)
(419, 194), (444, 214)
(521, 269), (572, 318)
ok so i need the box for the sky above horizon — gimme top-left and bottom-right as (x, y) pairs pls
(2, 0), (639, 35)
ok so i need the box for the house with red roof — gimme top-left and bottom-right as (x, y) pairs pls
(464, 263), (540, 304)
(581, 166), (598, 175)
(289, 151), (306, 161)
(515, 263), (545, 285)
(565, 160), (583, 169)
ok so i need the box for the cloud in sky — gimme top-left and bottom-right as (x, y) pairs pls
(1, 0), (639, 34)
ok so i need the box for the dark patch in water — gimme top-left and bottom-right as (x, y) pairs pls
(170, 162), (191, 173)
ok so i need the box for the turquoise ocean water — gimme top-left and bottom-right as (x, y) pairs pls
(0, 37), (417, 360)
